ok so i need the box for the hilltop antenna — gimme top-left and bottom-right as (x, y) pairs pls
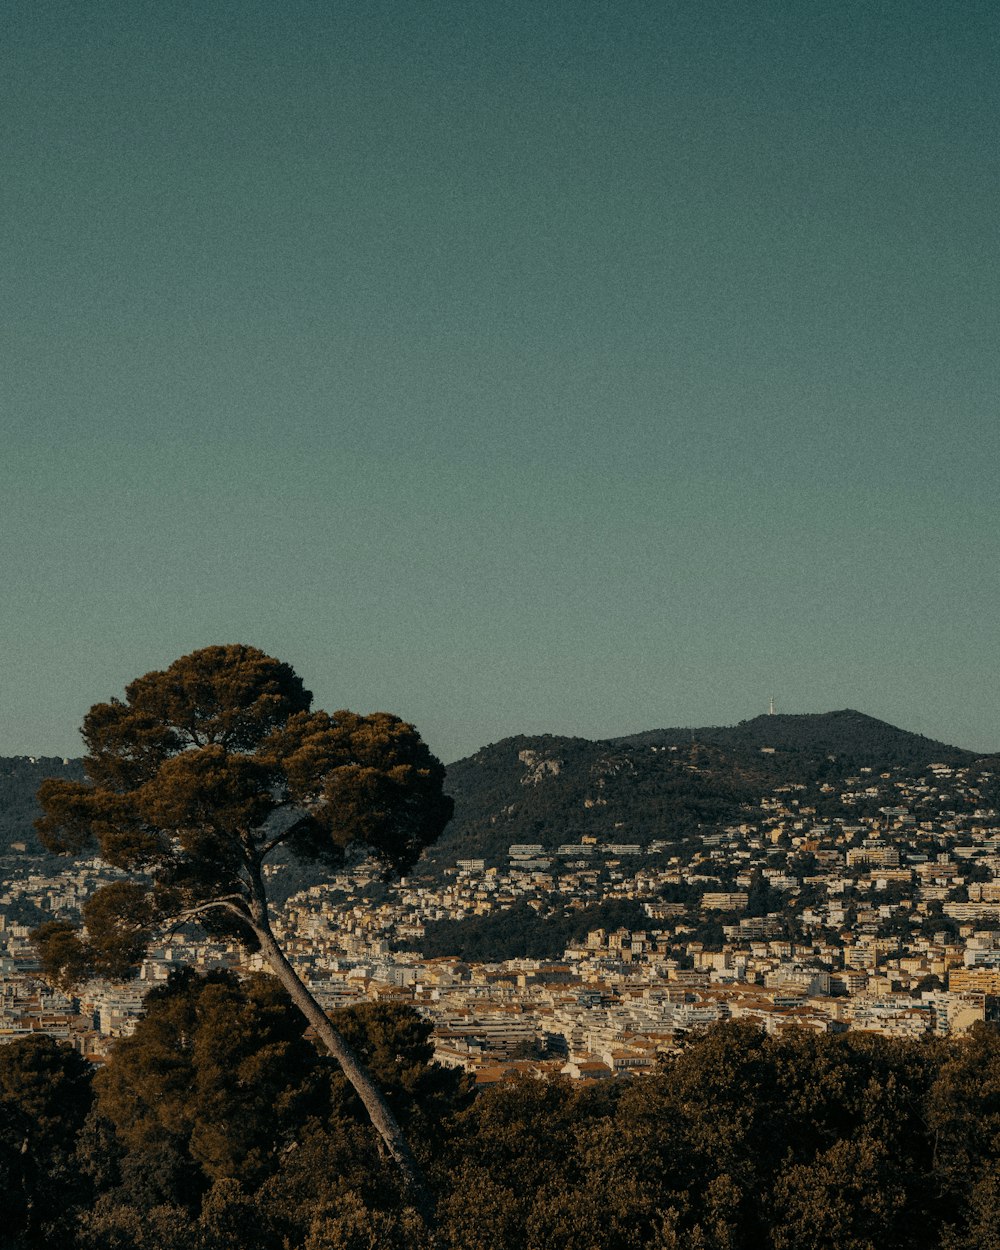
(768, 695), (776, 716)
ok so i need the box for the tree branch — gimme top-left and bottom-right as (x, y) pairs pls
(163, 896), (250, 934)
(260, 812), (314, 858)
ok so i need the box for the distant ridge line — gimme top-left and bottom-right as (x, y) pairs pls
(450, 710), (994, 767)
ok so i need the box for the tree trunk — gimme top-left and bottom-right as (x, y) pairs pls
(252, 923), (432, 1216)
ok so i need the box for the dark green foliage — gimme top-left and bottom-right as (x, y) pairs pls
(31, 645), (452, 984)
(31, 646), (453, 1202)
(70, 974), (466, 1250)
(437, 1074), (611, 1250)
(433, 734), (750, 868)
(746, 867), (786, 917)
(0, 757), (85, 857)
(415, 897), (650, 960)
(326, 1002), (472, 1151)
(926, 1024), (1000, 1246)
(91, 969), (333, 1195)
(0, 1035), (93, 1248)
(433, 1022), (948, 1250)
(11, 1011), (1000, 1248)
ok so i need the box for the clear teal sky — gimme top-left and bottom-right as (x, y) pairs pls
(3, 1), (998, 762)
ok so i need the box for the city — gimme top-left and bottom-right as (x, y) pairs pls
(3, 749), (997, 1080)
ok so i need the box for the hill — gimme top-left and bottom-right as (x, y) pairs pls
(430, 711), (992, 871)
(0, 756), (85, 856)
(614, 709), (977, 769)
(0, 712), (991, 868)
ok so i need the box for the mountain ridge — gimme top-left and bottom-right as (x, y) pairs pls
(606, 708), (980, 762)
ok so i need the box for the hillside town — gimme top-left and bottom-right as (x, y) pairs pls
(2, 751), (999, 1080)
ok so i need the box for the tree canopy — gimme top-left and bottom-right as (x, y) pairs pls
(34, 645), (451, 971)
(4, 1012), (1000, 1249)
(31, 644), (453, 1202)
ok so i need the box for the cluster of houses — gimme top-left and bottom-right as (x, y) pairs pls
(1, 755), (999, 1078)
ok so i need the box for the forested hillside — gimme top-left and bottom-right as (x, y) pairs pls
(430, 732), (750, 866)
(432, 711), (993, 870)
(0, 757), (84, 856)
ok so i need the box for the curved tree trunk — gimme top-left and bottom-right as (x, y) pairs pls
(252, 922), (431, 1216)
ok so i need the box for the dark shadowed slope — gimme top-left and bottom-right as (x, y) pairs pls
(432, 712), (993, 869)
(0, 757), (85, 856)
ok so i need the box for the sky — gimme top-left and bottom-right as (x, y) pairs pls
(2, 0), (998, 764)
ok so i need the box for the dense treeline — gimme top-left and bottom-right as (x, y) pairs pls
(413, 898), (651, 961)
(3, 969), (1000, 1249)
